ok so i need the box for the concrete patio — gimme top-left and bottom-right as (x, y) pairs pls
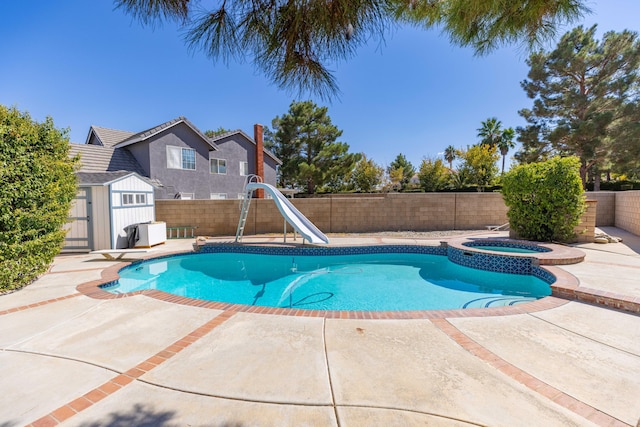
(1, 227), (639, 427)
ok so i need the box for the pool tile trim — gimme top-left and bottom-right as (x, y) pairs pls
(447, 237), (587, 267)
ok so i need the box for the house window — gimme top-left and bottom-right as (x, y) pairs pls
(210, 158), (227, 174)
(122, 193), (146, 206)
(240, 161), (249, 176)
(177, 193), (194, 200)
(210, 193), (227, 200)
(167, 146), (196, 170)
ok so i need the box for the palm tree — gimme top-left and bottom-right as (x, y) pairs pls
(443, 145), (456, 170)
(477, 117), (503, 148)
(497, 128), (516, 174)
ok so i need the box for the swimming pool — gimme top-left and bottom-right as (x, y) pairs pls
(103, 246), (553, 311)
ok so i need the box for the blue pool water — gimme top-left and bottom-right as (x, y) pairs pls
(106, 251), (551, 311)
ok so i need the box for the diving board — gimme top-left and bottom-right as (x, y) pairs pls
(238, 182), (329, 244)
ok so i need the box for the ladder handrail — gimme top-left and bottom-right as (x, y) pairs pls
(235, 175), (263, 242)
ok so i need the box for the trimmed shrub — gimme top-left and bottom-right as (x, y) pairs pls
(0, 105), (78, 292)
(502, 156), (585, 242)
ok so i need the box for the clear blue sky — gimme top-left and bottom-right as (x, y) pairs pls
(1, 1), (638, 169)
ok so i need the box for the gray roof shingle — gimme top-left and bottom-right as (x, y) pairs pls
(75, 171), (133, 185)
(209, 129), (282, 164)
(69, 144), (147, 176)
(87, 126), (135, 147)
(115, 116), (217, 150)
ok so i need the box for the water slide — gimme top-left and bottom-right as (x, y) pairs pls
(245, 183), (329, 244)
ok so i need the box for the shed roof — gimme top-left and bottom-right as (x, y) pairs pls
(76, 171), (135, 186)
(76, 171), (157, 188)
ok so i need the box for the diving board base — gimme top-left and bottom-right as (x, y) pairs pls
(90, 249), (151, 260)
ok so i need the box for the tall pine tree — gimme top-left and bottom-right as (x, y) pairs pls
(271, 101), (360, 193)
(516, 25), (640, 188)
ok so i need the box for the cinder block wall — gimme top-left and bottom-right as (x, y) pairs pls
(155, 191), (638, 240)
(155, 193), (508, 236)
(615, 191), (640, 235)
(586, 192), (616, 226)
(455, 193), (508, 229)
(573, 200), (597, 243)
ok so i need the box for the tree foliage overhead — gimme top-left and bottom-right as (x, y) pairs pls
(515, 25), (640, 187)
(0, 105), (78, 291)
(271, 100), (360, 193)
(116, 0), (587, 97)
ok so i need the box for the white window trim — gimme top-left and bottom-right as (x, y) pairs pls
(167, 145), (196, 170)
(240, 161), (249, 176)
(122, 193), (147, 206)
(210, 193), (227, 200)
(210, 158), (227, 175)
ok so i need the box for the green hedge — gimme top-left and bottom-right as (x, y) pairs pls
(0, 105), (78, 292)
(585, 180), (640, 191)
(502, 156), (585, 242)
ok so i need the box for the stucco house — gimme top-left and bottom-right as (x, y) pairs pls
(69, 117), (281, 200)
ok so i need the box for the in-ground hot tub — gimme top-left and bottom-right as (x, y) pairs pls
(447, 238), (585, 266)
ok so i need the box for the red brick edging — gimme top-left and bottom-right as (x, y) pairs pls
(0, 293), (81, 316)
(26, 311), (236, 426)
(432, 319), (630, 427)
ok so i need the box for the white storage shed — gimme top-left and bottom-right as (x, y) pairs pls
(64, 172), (158, 251)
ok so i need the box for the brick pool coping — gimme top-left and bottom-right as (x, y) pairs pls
(74, 244), (640, 317)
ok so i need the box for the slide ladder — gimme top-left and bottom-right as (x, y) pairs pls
(235, 175), (261, 242)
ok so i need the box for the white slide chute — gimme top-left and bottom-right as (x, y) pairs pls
(245, 183), (329, 244)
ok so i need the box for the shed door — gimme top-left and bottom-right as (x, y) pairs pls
(63, 188), (92, 250)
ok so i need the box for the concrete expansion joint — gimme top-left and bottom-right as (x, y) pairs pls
(2, 348), (122, 376)
(528, 312), (640, 359)
(132, 377), (336, 408)
(25, 310), (236, 426)
(322, 317), (340, 426)
(336, 404), (486, 426)
(431, 318), (631, 427)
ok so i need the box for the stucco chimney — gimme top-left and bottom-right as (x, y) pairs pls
(254, 123), (265, 199)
